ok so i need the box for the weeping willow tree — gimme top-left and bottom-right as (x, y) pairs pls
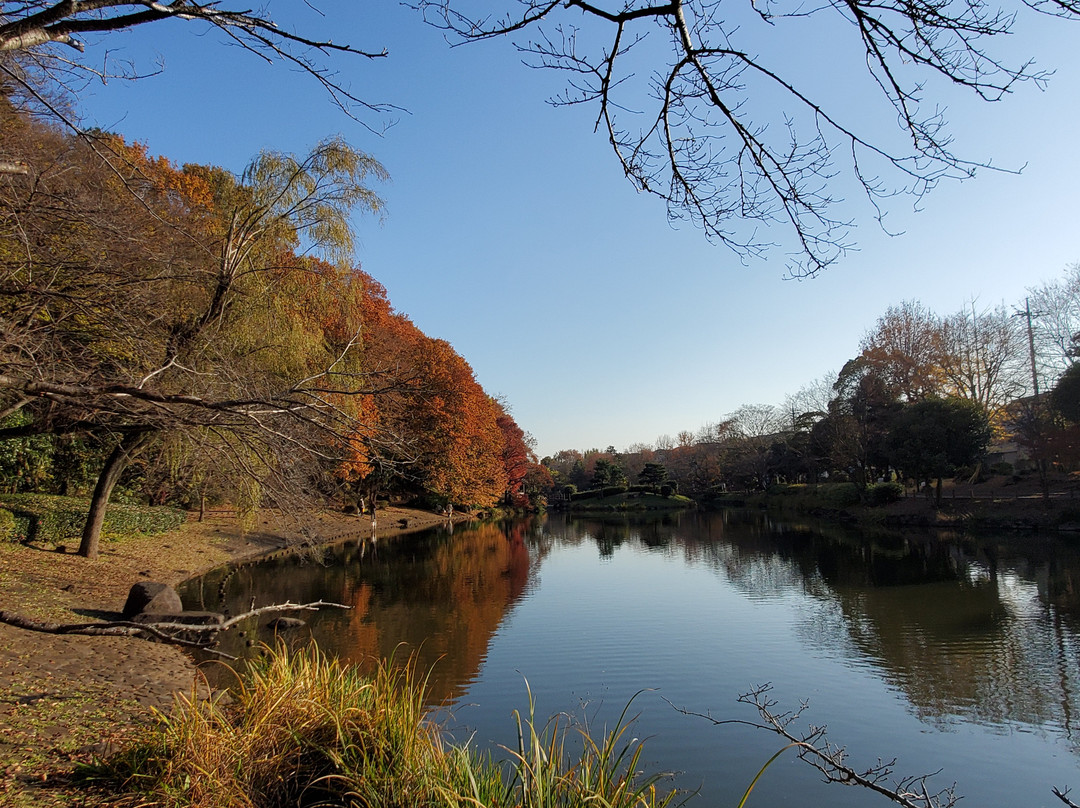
(0, 116), (388, 558)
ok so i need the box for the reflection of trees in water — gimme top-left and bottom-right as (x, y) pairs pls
(543, 510), (1080, 742)
(180, 520), (534, 704)
(822, 570), (1080, 745)
(336, 521), (533, 703)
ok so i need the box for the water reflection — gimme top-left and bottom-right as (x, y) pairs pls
(180, 520), (535, 701)
(181, 510), (1080, 756)
(550, 511), (1080, 740)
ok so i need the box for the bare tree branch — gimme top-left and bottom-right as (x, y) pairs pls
(414, 0), (1069, 275)
(0, 600), (352, 660)
(669, 684), (961, 808)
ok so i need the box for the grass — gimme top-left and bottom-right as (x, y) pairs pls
(93, 645), (679, 808)
(0, 493), (185, 545)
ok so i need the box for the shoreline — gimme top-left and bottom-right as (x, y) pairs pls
(0, 504), (466, 808)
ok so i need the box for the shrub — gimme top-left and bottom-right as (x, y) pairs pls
(570, 488), (604, 501)
(865, 481), (904, 506)
(767, 484), (805, 497)
(0, 494), (184, 543)
(0, 507), (16, 542)
(659, 484), (673, 498)
(990, 461), (1014, 476)
(819, 482), (862, 508)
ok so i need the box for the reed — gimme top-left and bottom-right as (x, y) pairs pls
(96, 645), (677, 808)
(506, 683), (679, 808)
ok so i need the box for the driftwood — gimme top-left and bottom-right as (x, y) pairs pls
(0, 600), (351, 659)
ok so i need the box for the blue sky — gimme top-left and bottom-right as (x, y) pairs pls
(73, 2), (1080, 457)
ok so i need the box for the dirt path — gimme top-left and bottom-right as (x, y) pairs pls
(0, 505), (462, 807)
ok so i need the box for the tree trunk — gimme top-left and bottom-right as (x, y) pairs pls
(78, 431), (151, 559)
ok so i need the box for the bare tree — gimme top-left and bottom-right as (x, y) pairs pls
(1027, 263), (1080, 386)
(938, 300), (1027, 417)
(0, 1), (390, 127)
(727, 403), (784, 489)
(0, 600), (350, 659)
(415, 0), (1070, 275)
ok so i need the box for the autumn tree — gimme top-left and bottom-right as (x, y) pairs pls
(0, 109), (388, 557)
(859, 301), (944, 402)
(495, 401), (537, 507)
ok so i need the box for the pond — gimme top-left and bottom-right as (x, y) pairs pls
(179, 511), (1080, 807)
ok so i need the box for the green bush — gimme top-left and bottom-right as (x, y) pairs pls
(819, 482), (862, 508)
(767, 483), (806, 497)
(659, 484), (674, 498)
(0, 507), (16, 542)
(0, 493), (185, 543)
(866, 481), (904, 506)
(570, 488), (604, 501)
(990, 461), (1014, 476)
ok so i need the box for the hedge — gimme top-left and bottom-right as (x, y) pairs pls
(0, 494), (185, 543)
(865, 481), (904, 506)
(0, 507), (15, 542)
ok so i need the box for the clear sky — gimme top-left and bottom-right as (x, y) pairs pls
(69, 1), (1080, 458)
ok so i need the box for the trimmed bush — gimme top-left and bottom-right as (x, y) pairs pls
(866, 481), (904, 506)
(0, 493), (185, 543)
(819, 482), (862, 508)
(0, 507), (16, 542)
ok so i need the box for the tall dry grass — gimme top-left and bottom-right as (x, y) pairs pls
(97, 645), (678, 808)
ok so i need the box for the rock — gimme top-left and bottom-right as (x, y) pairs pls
(122, 581), (183, 618)
(267, 617), (306, 631)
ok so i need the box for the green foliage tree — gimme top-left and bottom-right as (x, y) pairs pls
(887, 397), (992, 506)
(637, 462), (668, 490)
(1051, 364), (1080, 424)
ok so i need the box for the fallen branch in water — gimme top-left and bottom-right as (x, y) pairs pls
(0, 600), (351, 659)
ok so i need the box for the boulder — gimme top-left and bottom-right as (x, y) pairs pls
(122, 581), (183, 618)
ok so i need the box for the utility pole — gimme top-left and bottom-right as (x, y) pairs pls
(1025, 297), (1040, 397)
(1022, 297), (1050, 503)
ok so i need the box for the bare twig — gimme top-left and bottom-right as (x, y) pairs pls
(669, 684), (961, 808)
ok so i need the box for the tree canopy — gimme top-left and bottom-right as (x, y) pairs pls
(0, 104), (538, 553)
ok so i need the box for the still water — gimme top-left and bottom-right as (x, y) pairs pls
(180, 511), (1080, 807)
